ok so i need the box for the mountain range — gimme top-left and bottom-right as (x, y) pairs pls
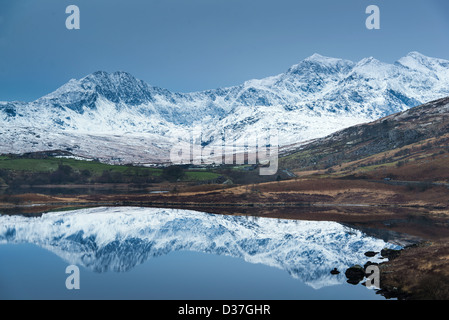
(1, 52), (449, 164)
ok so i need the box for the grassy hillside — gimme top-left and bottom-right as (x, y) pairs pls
(300, 134), (449, 183)
(279, 96), (449, 182)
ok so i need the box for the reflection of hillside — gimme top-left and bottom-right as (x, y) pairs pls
(0, 207), (399, 289)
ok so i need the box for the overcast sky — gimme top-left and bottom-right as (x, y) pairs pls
(1, 0), (448, 101)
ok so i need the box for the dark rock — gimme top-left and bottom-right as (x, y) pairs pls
(376, 287), (410, 300)
(345, 265), (365, 285)
(364, 251), (378, 257)
(330, 268), (340, 275)
(364, 261), (379, 270)
(380, 248), (402, 261)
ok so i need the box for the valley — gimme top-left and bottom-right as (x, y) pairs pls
(2, 55), (449, 300)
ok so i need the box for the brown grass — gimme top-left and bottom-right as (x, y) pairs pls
(380, 241), (449, 300)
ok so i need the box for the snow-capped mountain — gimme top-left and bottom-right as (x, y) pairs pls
(1, 52), (449, 164)
(0, 207), (399, 289)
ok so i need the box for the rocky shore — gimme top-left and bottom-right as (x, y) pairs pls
(343, 243), (449, 300)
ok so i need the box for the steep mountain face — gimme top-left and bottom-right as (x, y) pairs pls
(0, 207), (399, 289)
(280, 96), (449, 171)
(1, 52), (449, 164)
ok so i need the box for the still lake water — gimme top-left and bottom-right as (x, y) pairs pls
(0, 207), (400, 300)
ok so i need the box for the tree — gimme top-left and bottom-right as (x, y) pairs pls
(50, 164), (74, 184)
(162, 166), (185, 182)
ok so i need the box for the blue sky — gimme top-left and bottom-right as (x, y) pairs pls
(0, 0), (448, 101)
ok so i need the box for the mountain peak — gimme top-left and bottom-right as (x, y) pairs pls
(305, 53), (330, 61)
(400, 52), (435, 65)
(39, 70), (154, 109)
(406, 51), (427, 59)
(83, 70), (141, 85)
(357, 56), (381, 65)
(90, 70), (109, 77)
(396, 51), (449, 73)
(304, 53), (338, 61)
(304, 53), (352, 65)
(287, 54), (354, 75)
(81, 71), (154, 105)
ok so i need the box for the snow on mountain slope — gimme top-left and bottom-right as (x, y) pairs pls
(0, 207), (399, 289)
(1, 52), (449, 164)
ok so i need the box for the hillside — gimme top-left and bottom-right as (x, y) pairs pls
(280, 96), (449, 182)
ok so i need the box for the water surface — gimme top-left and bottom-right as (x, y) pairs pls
(0, 207), (399, 300)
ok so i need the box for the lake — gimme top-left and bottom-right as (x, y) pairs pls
(0, 207), (400, 300)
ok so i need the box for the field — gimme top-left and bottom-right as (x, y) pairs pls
(0, 155), (222, 186)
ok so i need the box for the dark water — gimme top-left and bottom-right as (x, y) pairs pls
(0, 207), (400, 300)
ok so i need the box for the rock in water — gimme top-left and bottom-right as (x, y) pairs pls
(345, 265), (365, 285)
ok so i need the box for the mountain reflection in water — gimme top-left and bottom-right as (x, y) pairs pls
(0, 207), (399, 289)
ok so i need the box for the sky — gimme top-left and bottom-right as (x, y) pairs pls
(0, 0), (448, 102)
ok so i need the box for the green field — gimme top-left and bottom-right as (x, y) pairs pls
(0, 156), (161, 176)
(183, 171), (221, 181)
(0, 156), (223, 184)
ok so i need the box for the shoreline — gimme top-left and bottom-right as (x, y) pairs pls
(1, 177), (449, 300)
